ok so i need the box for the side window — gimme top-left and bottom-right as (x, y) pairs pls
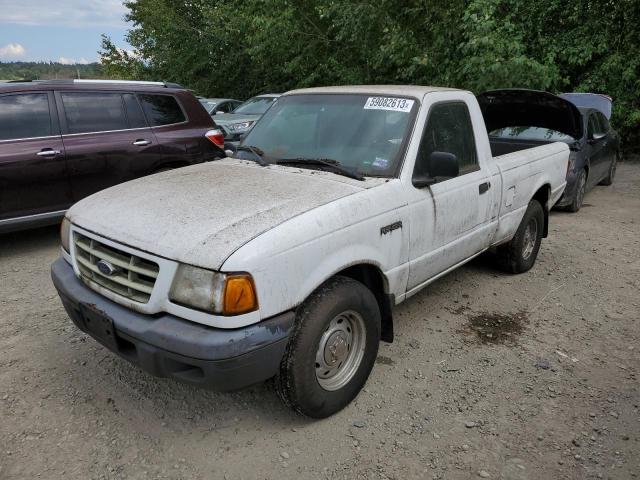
(414, 102), (478, 179)
(597, 112), (610, 133)
(61, 92), (128, 134)
(123, 93), (148, 128)
(587, 114), (600, 137)
(138, 94), (186, 126)
(221, 102), (235, 113)
(0, 93), (52, 141)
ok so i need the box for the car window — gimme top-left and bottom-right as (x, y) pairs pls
(588, 114), (602, 137)
(219, 102), (235, 113)
(0, 93), (52, 141)
(415, 102), (479, 178)
(138, 94), (186, 126)
(233, 96), (277, 115)
(62, 92), (128, 134)
(489, 126), (574, 142)
(123, 93), (148, 128)
(597, 112), (610, 133)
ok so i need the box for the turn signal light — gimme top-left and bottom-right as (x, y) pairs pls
(223, 274), (258, 315)
(205, 129), (225, 148)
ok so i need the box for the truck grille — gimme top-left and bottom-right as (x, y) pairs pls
(74, 233), (159, 303)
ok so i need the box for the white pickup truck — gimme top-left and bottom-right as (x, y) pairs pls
(52, 85), (568, 418)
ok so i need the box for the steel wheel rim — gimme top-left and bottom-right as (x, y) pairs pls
(522, 218), (538, 260)
(576, 172), (586, 208)
(315, 310), (366, 391)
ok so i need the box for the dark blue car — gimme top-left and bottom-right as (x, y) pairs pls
(479, 90), (620, 213)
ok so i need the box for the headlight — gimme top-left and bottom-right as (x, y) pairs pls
(227, 121), (255, 133)
(169, 264), (258, 315)
(60, 217), (71, 253)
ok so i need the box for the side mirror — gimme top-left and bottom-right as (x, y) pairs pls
(588, 132), (606, 144)
(215, 110), (223, 115)
(429, 151), (459, 179)
(412, 152), (458, 188)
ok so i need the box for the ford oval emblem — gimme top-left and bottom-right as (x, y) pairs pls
(96, 260), (118, 276)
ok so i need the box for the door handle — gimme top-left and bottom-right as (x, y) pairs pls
(133, 139), (151, 146)
(36, 149), (60, 157)
(479, 181), (491, 194)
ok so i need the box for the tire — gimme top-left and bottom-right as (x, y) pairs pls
(599, 152), (618, 186)
(566, 168), (587, 213)
(275, 276), (381, 418)
(496, 199), (544, 274)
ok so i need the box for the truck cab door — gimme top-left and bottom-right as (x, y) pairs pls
(407, 101), (494, 292)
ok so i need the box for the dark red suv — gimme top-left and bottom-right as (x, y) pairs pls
(0, 79), (225, 233)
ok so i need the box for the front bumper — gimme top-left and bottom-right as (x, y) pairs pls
(51, 258), (294, 390)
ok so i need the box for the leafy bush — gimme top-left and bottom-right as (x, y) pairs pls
(97, 0), (639, 150)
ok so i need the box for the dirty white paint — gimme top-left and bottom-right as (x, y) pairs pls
(66, 159), (386, 270)
(66, 86), (569, 328)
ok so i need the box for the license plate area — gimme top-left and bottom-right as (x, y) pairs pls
(80, 303), (118, 350)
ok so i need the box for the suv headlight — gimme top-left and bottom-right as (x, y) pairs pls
(60, 217), (71, 253)
(169, 264), (258, 315)
(227, 121), (255, 133)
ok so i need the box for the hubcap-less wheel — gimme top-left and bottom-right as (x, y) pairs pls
(315, 310), (366, 391)
(522, 219), (538, 260)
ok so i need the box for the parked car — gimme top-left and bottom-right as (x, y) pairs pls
(198, 97), (242, 115)
(0, 79), (225, 233)
(213, 93), (280, 142)
(478, 89), (620, 212)
(52, 85), (568, 418)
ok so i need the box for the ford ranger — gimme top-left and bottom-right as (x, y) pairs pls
(51, 86), (568, 418)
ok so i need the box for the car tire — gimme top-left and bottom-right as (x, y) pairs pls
(496, 199), (544, 274)
(275, 276), (381, 418)
(566, 168), (587, 212)
(599, 152), (618, 186)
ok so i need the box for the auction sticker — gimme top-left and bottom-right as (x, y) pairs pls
(364, 97), (414, 112)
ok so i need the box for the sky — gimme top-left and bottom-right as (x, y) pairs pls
(0, 0), (133, 64)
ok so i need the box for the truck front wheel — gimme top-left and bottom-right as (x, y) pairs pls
(275, 276), (381, 418)
(496, 199), (544, 274)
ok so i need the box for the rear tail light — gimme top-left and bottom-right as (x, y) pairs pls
(205, 129), (225, 148)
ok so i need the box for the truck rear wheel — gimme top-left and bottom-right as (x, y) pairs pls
(496, 199), (544, 274)
(275, 276), (380, 418)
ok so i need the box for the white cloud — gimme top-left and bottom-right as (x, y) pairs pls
(0, 42), (26, 59)
(58, 56), (91, 65)
(0, 0), (129, 28)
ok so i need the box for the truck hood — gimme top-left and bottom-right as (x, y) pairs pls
(478, 89), (583, 140)
(67, 159), (380, 270)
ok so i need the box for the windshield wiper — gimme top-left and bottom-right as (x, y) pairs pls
(235, 145), (268, 166)
(276, 158), (365, 181)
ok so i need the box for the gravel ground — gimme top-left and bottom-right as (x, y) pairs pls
(1, 162), (639, 480)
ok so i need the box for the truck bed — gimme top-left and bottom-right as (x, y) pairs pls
(489, 137), (559, 157)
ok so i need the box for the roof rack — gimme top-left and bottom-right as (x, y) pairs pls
(4, 79), (183, 88)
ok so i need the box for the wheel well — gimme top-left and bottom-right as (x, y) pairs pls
(532, 184), (550, 237)
(337, 264), (394, 343)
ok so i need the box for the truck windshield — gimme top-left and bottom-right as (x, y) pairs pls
(240, 94), (418, 177)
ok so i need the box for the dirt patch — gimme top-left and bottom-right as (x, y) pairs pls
(464, 310), (528, 344)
